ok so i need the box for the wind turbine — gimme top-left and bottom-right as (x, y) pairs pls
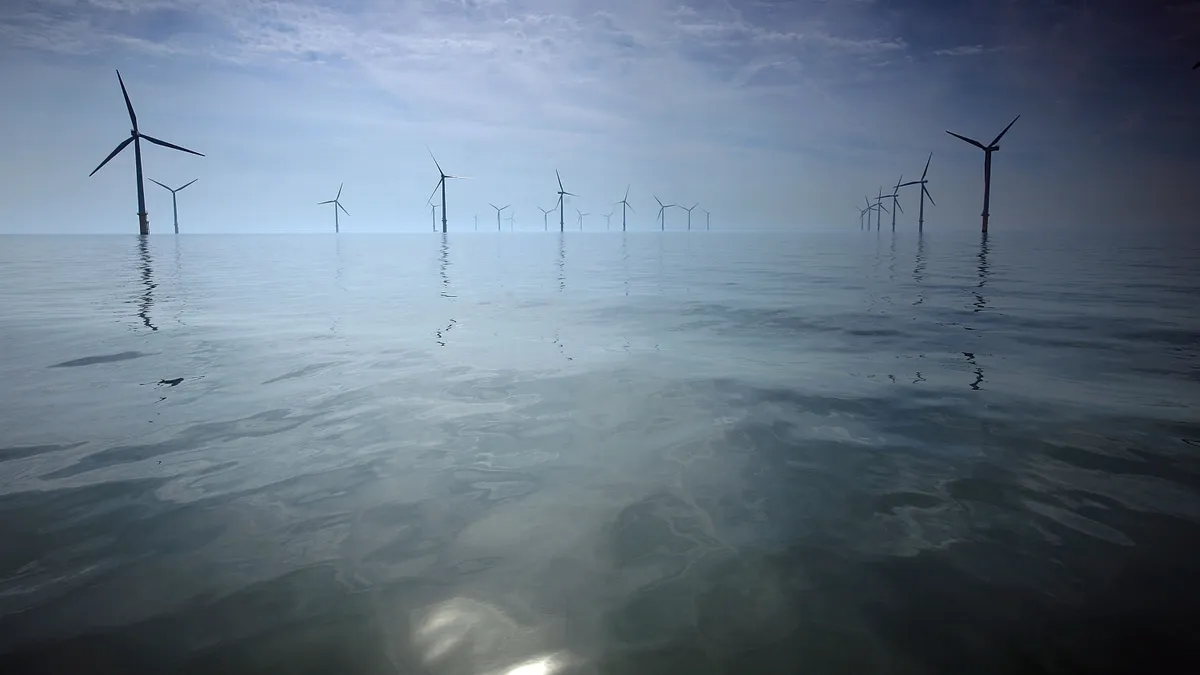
(474, 214), (479, 231)
(318, 183), (349, 233)
(426, 146), (468, 233)
(602, 211), (613, 230)
(946, 115), (1020, 234)
(887, 176), (905, 231)
(555, 170), (577, 232)
(89, 70), (204, 235)
(899, 153), (936, 232)
(489, 202), (509, 231)
(654, 196), (675, 231)
(427, 197), (438, 232)
(682, 203), (699, 231)
(538, 206), (554, 231)
(148, 178), (197, 234)
(506, 211), (515, 231)
(614, 185), (634, 231)
(701, 207), (710, 231)
(873, 187), (890, 230)
(576, 209), (589, 230)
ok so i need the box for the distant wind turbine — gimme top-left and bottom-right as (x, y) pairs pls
(655, 196), (675, 231)
(426, 146), (468, 233)
(555, 170), (577, 232)
(614, 185), (634, 231)
(887, 176), (904, 231)
(90, 70), (204, 235)
(873, 187), (890, 230)
(899, 153), (936, 232)
(148, 178), (197, 234)
(474, 214), (479, 231)
(701, 207), (710, 231)
(506, 211), (515, 231)
(576, 209), (589, 230)
(427, 198), (438, 232)
(946, 115), (1020, 234)
(318, 183), (349, 233)
(538, 206), (554, 231)
(602, 211), (613, 230)
(682, 203), (699, 231)
(489, 202), (510, 231)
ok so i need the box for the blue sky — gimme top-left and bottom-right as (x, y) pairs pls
(1, 0), (1198, 234)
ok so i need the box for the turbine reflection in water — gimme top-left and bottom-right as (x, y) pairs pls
(136, 237), (157, 332)
(974, 233), (990, 313)
(913, 230), (926, 307)
(556, 233), (565, 293)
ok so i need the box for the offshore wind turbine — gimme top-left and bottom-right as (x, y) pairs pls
(682, 203), (698, 231)
(873, 187), (889, 230)
(89, 70), (205, 235)
(614, 185), (634, 231)
(506, 212), (515, 231)
(426, 146), (468, 233)
(427, 198), (438, 232)
(576, 209), (589, 230)
(148, 178), (197, 234)
(538, 206), (554, 231)
(602, 211), (613, 230)
(899, 153), (936, 232)
(489, 202), (509, 231)
(888, 176), (905, 231)
(555, 170), (577, 232)
(701, 207), (710, 231)
(318, 183), (349, 233)
(946, 115), (1020, 234)
(654, 196), (675, 231)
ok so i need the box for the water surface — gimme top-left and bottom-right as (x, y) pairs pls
(2, 230), (1199, 674)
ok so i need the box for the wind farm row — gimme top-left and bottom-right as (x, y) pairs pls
(93, 68), (1022, 236)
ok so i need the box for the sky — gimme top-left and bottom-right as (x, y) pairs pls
(1, 0), (1199, 234)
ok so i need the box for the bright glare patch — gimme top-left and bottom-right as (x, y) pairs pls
(502, 653), (567, 675)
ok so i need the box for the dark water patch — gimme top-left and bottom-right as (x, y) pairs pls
(261, 362), (338, 385)
(0, 442), (86, 462)
(48, 351), (149, 368)
(41, 410), (317, 480)
(871, 491), (944, 515)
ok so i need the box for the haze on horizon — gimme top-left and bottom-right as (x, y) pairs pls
(1, 0), (1198, 235)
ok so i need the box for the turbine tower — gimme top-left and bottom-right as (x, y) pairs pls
(427, 146), (468, 233)
(899, 153), (936, 232)
(701, 207), (710, 231)
(148, 178), (197, 234)
(538, 206), (554, 231)
(602, 211), (613, 230)
(615, 185), (634, 231)
(654, 196), (675, 231)
(682, 203), (698, 231)
(946, 115), (1020, 234)
(555, 170), (577, 232)
(318, 183), (349, 233)
(489, 202), (510, 231)
(90, 70), (204, 235)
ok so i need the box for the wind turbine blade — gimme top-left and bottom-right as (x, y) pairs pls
(556, 169), (564, 192)
(428, 178), (443, 204)
(139, 134), (204, 157)
(426, 145), (444, 176)
(924, 185), (935, 206)
(628, 204), (635, 213)
(489, 203), (498, 210)
(502, 204), (510, 211)
(337, 183), (343, 200)
(338, 202), (349, 216)
(446, 175), (471, 180)
(879, 204), (889, 214)
(116, 70), (137, 130)
(318, 200), (334, 205)
(896, 201), (904, 214)
(149, 178), (170, 191)
(624, 184), (630, 201)
(655, 196), (663, 207)
(89, 137), (135, 176)
(922, 152), (932, 180)
(895, 176), (903, 190)
(178, 178), (198, 191)
(563, 191), (578, 197)
(989, 114), (1020, 146)
(946, 130), (987, 150)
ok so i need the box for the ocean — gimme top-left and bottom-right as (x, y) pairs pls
(1, 230), (1198, 674)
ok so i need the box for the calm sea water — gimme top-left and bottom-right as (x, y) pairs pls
(1, 230), (1199, 674)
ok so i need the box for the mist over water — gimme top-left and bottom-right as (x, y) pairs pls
(1, 230), (1199, 674)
